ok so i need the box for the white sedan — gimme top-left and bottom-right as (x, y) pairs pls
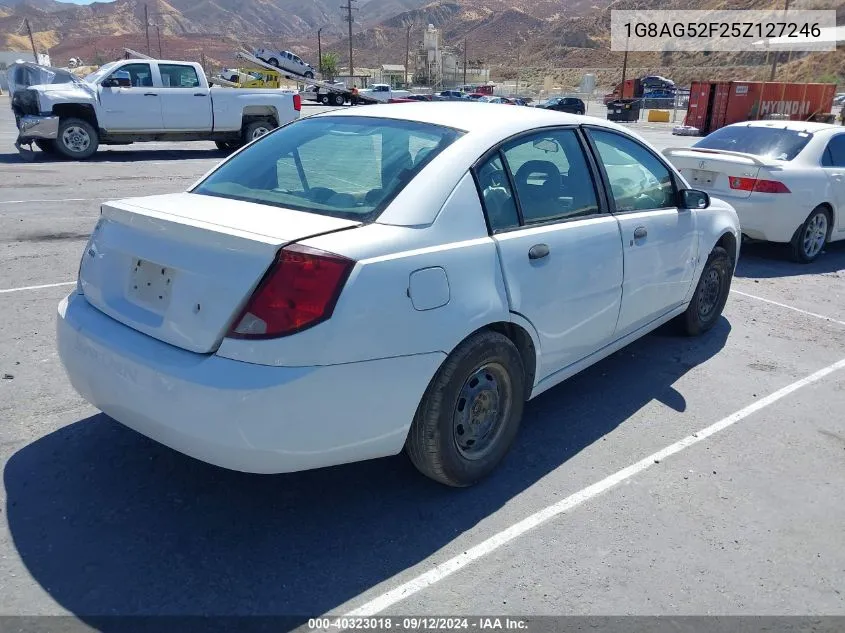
(57, 104), (740, 487)
(664, 120), (845, 263)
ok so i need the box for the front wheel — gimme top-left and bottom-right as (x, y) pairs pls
(55, 117), (99, 160)
(680, 246), (733, 336)
(320, 94), (331, 105)
(304, 71), (314, 79)
(405, 331), (526, 487)
(790, 207), (830, 264)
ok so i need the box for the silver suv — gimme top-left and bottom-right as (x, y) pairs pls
(254, 49), (315, 79)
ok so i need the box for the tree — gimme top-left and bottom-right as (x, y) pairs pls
(321, 52), (339, 79)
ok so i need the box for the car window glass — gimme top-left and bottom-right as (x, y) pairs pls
(590, 129), (675, 212)
(158, 64), (200, 89)
(111, 63), (153, 87)
(476, 154), (520, 232)
(824, 135), (845, 167)
(502, 129), (599, 223)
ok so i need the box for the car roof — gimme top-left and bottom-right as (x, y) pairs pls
(725, 120), (841, 134)
(312, 101), (629, 137)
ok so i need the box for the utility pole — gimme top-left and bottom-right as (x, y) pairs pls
(769, 0), (791, 81)
(156, 25), (163, 58)
(341, 0), (358, 81)
(515, 34), (521, 97)
(318, 27), (324, 76)
(621, 35), (629, 89)
(405, 23), (412, 86)
(463, 37), (467, 86)
(144, 4), (151, 56)
(24, 18), (38, 60)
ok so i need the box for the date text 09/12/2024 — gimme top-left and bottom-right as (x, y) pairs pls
(307, 617), (529, 631)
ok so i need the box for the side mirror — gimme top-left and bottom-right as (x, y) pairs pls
(678, 188), (710, 210)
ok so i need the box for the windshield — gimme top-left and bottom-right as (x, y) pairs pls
(694, 126), (813, 161)
(84, 62), (120, 84)
(193, 116), (464, 221)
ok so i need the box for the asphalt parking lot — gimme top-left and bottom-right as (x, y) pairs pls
(1, 97), (844, 625)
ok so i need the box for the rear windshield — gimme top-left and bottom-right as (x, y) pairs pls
(694, 126), (812, 161)
(194, 117), (463, 221)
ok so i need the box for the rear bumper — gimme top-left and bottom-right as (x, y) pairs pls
(713, 194), (802, 243)
(57, 293), (445, 474)
(17, 114), (59, 142)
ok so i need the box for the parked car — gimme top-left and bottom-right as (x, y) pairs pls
(480, 96), (514, 105)
(642, 89), (674, 100)
(254, 48), (315, 78)
(467, 93), (487, 100)
(8, 59), (301, 159)
(833, 93), (845, 106)
(406, 94), (433, 101)
(359, 83), (411, 102)
(57, 103), (740, 487)
(664, 120), (845, 263)
(438, 90), (467, 101)
(536, 97), (585, 115)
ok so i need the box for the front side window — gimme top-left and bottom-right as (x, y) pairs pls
(159, 64), (200, 89)
(589, 129), (675, 212)
(110, 63), (153, 88)
(193, 116), (463, 221)
(502, 129), (599, 223)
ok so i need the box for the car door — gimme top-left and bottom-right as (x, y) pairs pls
(157, 63), (212, 131)
(585, 127), (698, 338)
(476, 127), (625, 380)
(821, 133), (845, 240)
(98, 62), (164, 131)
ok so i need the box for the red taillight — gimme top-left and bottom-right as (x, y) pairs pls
(729, 177), (790, 194)
(228, 244), (354, 339)
(293, 94), (302, 111)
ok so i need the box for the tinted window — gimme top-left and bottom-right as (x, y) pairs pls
(823, 135), (845, 167)
(590, 129), (675, 211)
(111, 63), (153, 87)
(158, 64), (200, 88)
(194, 116), (463, 221)
(476, 154), (519, 232)
(503, 129), (599, 223)
(694, 125), (812, 161)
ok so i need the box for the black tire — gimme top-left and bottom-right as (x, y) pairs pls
(304, 71), (314, 79)
(331, 93), (345, 106)
(34, 139), (57, 154)
(242, 119), (275, 145)
(320, 94), (331, 105)
(680, 246), (733, 336)
(55, 117), (99, 160)
(405, 330), (526, 487)
(790, 206), (831, 264)
(268, 58), (280, 68)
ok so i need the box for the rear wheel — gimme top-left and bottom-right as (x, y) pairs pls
(242, 120), (275, 145)
(405, 331), (526, 487)
(268, 57), (280, 68)
(790, 206), (830, 263)
(680, 246), (733, 336)
(55, 117), (99, 160)
(331, 93), (345, 106)
(304, 71), (314, 79)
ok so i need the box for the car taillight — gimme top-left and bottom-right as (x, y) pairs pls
(228, 244), (354, 339)
(293, 94), (302, 111)
(729, 177), (790, 193)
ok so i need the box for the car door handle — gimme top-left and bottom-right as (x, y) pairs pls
(144, 93), (158, 97)
(633, 226), (648, 239)
(194, 93), (207, 97)
(528, 244), (550, 260)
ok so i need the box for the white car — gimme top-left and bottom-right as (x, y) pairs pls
(254, 48), (315, 79)
(664, 120), (845, 263)
(57, 104), (740, 487)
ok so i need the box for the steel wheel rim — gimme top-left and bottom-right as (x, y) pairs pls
(62, 126), (90, 153)
(802, 213), (827, 258)
(251, 126), (271, 140)
(697, 268), (722, 320)
(452, 362), (512, 461)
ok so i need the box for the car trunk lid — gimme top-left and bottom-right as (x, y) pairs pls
(78, 193), (361, 353)
(662, 147), (779, 199)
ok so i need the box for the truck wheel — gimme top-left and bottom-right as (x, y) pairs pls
(405, 330), (526, 487)
(243, 120), (275, 144)
(304, 71), (314, 79)
(35, 139), (57, 154)
(56, 118), (99, 160)
(320, 94), (331, 105)
(331, 93), (345, 106)
(268, 58), (280, 67)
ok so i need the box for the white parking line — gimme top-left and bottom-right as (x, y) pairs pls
(338, 357), (845, 618)
(0, 281), (75, 294)
(731, 289), (845, 327)
(0, 198), (97, 205)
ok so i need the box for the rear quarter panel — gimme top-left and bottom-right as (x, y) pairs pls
(211, 90), (298, 131)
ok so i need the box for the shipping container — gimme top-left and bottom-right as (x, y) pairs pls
(685, 81), (836, 135)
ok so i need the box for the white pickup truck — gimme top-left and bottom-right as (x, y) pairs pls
(358, 83), (411, 103)
(9, 59), (301, 160)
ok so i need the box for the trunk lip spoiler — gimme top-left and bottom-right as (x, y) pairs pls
(661, 147), (780, 167)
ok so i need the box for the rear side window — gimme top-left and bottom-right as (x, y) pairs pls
(159, 64), (200, 88)
(193, 116), (463, 221)
(694, 126), (812, 161)
(476, 154), (520, 232)
(822, 135), (845, 167)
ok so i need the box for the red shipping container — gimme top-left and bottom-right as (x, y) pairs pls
(684, 81), (835, 135)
